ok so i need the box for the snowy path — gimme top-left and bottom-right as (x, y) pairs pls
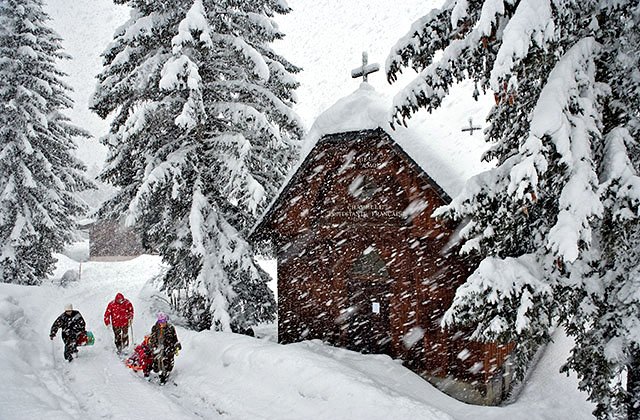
(1, 251), (452, 420)
(1, 254), (217, 420)
(1, 247), (594, 420)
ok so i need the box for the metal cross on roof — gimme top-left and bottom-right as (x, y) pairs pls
(461, 118), (482, 136)
(351, 51), (380, 83)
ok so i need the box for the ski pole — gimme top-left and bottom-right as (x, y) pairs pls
(51, 338), (57, 368)
(129, 320), (134, 348)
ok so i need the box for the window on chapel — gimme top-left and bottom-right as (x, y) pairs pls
(351, 248), (389, 278)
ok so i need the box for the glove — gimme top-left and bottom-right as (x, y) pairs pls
(50, 334), (55, 340)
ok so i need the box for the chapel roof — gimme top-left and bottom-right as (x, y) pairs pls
(300, 82), (474, 197)
(252, 82), (491, 236)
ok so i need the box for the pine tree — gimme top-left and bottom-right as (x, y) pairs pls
(563, 5), (640, 418)
(91, 0), (303, 331)
(387, 1), (639, 417)
(0, 0), (92, 285)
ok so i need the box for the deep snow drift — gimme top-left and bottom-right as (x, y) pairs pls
(0, 243), (594, 420)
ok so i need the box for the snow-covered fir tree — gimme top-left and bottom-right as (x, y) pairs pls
(91, 0), (303, 331)
(564, 126), (640, 419)
(386, 1), (639, 418)
(0, 0), (92, 285)
(563, 5), (640, 418)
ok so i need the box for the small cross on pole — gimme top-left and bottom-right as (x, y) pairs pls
(461, 118), (482, 136)
(351, 51), (380, 83)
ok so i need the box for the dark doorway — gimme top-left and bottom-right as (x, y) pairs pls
(343, 249), (392, 354)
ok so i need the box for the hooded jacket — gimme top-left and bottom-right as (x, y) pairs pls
(104, 293), (134, 328)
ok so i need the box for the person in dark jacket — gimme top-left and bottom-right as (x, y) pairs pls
(50, 304), (86, 362)
(147, 312), (181, 384)
(104, 292), (134, 353)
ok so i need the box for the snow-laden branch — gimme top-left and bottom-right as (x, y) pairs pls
(451, 0), (469, 27)
(160, 55), (201, 91)
(507, 37), (602, 263)
(172, 0), (213, 54)
(476, 0), (507, 37)
(386, 4), (454, 81)
(189, 178), (208, 257)
(205, 132), (267, 215)
(121, 101), (160, 143)
(390, 37), (470, 118)
(160, 55), (205, 129)
(389, 0), (556, 120)
(490, 0), (555, 90)
(209, 80), (302, 129)
(209, 101), (281, 141)
(211, 32), (270, 82)
(442, 254), (551, 337)
(601, 127), (640, 221)
(122, 11), (170, 45)
(125, 147), (194, 227)
(390, 0), (517, 119)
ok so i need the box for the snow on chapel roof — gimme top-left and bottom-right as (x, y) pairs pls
(302, 81), (482, 198)
(252, 80), (492, 236)
(305, 82), (388, 144)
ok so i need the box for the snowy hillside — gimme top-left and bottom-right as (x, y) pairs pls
(1, 243), (594, 420)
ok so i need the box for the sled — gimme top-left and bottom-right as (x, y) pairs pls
(77, 331), (95, 346)
(126, 346), (153, 372)
(125, 354), (145, 372)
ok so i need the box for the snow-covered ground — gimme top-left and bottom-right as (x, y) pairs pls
(1, 243), (594, 420)
(13, 1), (596, 419)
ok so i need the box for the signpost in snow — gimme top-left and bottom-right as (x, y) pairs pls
(461, 118), (482, 136)
(351, 51), (380, 82)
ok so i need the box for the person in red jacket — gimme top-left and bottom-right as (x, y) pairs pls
(104, 292), (134, 353)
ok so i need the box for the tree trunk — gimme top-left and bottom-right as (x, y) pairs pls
(628, 345), (640, 420)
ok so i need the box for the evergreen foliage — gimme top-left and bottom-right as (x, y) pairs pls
(0, 0), (92, 285)
(387, 1), (640, 418)
(92, 0), (303, 331)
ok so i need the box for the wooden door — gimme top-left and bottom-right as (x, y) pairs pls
(345, 277), (391, 354)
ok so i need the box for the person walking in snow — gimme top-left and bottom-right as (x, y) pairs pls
(50, 304), (86, 362)
(104, 292), (134, 354)
(148, 312), (181, 384)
